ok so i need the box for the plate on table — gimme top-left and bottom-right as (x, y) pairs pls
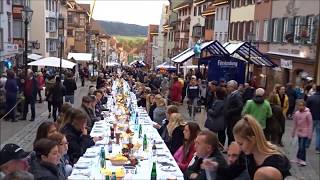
(160, 166), (176, 172)
(74, 162), (90, 169)
(68, 174), (89, 179)
(83, 152), (97, 158)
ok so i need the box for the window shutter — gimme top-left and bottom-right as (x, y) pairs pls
(277, 18), (283, 42)
(311, 15), (319, 44)
(287, 17), (294, 34)
(267, 19), (273, 42)
(300, 16), (307, 27)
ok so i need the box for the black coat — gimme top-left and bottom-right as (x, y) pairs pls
(50, 83), (66, 104)
(167, 125), (185, 155)
(205, 99), (226, 132)
(307, 92), (320, 121)
(224, 91), (243, 128)
(286, 88), (297, 107)
(61, 123), (95, 164)
(29, 161), (63, 180)
(185, 149), (228, 180)
(63, 78), (77, 95)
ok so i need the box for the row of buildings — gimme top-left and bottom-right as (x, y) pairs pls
(0, 0), (130, 74)
(148, 0), (319, 90)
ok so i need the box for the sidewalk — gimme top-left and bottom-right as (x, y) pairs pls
(0, 80), (93, 151)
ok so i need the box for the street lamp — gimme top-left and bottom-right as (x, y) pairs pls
(21, 6), (33, 78)
(58, 14), (65, 77)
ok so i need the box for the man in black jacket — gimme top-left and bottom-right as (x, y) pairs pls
(224, 80), (243, 145)
(63, 72), (77, 104)
(51, 76), (66, 122)
(185, 130), (227, 180)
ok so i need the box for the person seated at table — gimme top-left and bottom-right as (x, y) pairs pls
(146, 94), (156, 120)
(99, 87), (108, 105)
(166, 113), (186, 154)
(254, 166), (283, 180)
(185, 130), (227, 180)
(61, 109), (102, 164)
(93, 90), (105, 120)
(0, 144), (30, 179)
(48, 132), (73, 179)
(174, 122), (200, 172)
(153, 96), (167, 125)
(29, 138), (63, 180)
(56, 103), (72, 130)
(80, 96), (98, 132)
(33, 121), (58, 147)
(153, 105), (179, 137)
(59, 108), (75, 131)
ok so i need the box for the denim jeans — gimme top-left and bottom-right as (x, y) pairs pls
(314, 120), (320, 151)
(297, 137), (308, 161)
(65, 95), (74, 104)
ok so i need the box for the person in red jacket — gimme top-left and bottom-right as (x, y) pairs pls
(174, 122), (200, 172)
(170, 76), (182, 105)
(37, 72), (45, 103)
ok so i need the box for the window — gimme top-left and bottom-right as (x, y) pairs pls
(240, 0), (245, 6)
(255, 21), (260, 41)
(294, 16), (300, 43)
(67, 29), (73, 36)
(236, 0), (240, 7)
(46, 18), (56, 32)
(12, 0), (22, 5)
(224, 32), (228, 43)
(0, 28), (3, 51)
(215, 32), (218, 40)
(216, 8), (219, 20)
(203, 4), (207, 11)
(79, 14), (85, 26)
(13, 20), (23, 38)
(68, 12), (74, 24)
(46, 39), (57, 52)
(75, 31), (85, 41)
(307, 16), (314, 44)
(221, 8), (223, 20)
(7, 14), (11, 43)
(198, 6), (201, 16)
(219, 32), (223, 42)
(194, 7), (197, 16)
(0, 0), (3, 13)
(46, 0), (49, 10)
(282, 18), (288, 42)
(226, 7), (229, 20)
(273, 19), (278, 42)
(263, 20), (268, 41)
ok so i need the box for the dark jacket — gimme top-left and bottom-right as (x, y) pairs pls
(242, 87), (255, 103)
(95, 100), (104, 120)
(224, 91), (243, 128)
(187, 85), (200, 100)
(61, 123), (95, 164)
(205, 99), (225, 132)
(29, 160), (63, 180)
(216, 153), (249, 180)
(148, 103), (157, 121)
(51, 83), (66, 104)
(96, 76), (104, 89)
(63, 78), (77, 95)
(265, 104), (285, 144)
(167, 125), (185, 155)
(205, 90), (216, 110)
(286, 87), (297, 107)
(185, 149), (228, 180)
(5, 78), (18, 100)
(24, 77), (38, 100)
(306, 92), (320, 120)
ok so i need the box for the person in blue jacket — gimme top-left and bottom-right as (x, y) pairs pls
(5, 70), (18, 122)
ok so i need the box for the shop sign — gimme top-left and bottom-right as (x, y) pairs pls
(5, 44), (19, 54)
(280, 59), (292, 70)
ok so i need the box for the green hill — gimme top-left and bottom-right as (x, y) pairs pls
(96, 20), (148, 37)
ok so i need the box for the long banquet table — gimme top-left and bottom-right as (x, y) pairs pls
(68, 79), (184, 180)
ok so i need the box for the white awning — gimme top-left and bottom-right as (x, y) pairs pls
(28, 53), (43, 61)
(106, 62), (120, 66)
(28, 57), (76, 69)
(67, 53), (95, 61)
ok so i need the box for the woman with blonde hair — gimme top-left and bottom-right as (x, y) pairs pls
(166, 113), (185, 154)
(233, 115), (291, 179)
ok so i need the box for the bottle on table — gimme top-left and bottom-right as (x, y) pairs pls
(111, 172), (116, 180)
(151, 162), (157, 180)
(100, 147), (106, 168)
(143, 134), (147, 151)
(138, 124), (142, 138)
(110, 126), (115, 140)
(108, 136), (113, 153)
(152, 140), (156, 156)
(105, 174), (110, 180)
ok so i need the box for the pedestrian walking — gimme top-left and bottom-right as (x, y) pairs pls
(50, 76), (66, 122)
(276, 86), (289, 118)
(63, 72), (77, 104)
(79, 68), (85, 87)
(36, 72), (45, 103)
(45, 75), (55, 118)
(292, 100), (313, 166)
(242, 88), (272, 132)
(169, 76), (182, 105)
(186, 75), (200, 120)
(20, 69), (38, 121)
(4, 70), (18, 122)
(286, 83), (297, 119)
(306, 85), (320, 154)
(224, 80), (243, 145)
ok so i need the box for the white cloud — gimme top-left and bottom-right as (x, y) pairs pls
(76, 0), (168, 26)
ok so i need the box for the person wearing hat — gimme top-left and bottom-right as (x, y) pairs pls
(0, 144), (30, 179)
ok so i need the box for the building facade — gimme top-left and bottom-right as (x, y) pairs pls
(146, 24), (159, 68)
(213, 0), (229, 44)
(202, 3), (215, 41)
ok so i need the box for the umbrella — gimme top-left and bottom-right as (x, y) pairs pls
(28, 53), (43, 61)
(156, 62), (176, 71)
(67, 53), (96, 62)
(28, 57), (76, 69)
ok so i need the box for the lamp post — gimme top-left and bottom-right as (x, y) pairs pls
(58, 14), (65, 77)
(21, 6), (33, 78)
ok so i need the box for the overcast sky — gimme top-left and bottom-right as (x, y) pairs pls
(76, 0), (168, 26)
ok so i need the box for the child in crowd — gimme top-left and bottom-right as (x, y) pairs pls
(292, 100), (313, 166)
